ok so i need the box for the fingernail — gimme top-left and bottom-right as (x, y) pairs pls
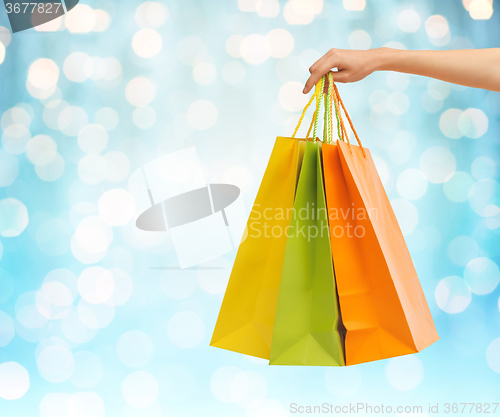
(302, 87), (307, 93)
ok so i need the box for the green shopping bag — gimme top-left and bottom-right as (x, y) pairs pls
(269, 140), (345, 366)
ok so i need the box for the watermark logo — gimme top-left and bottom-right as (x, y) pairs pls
(3, 0), (79, 33)
(248, 203), (378, 241)
(128, 147), (247, 269)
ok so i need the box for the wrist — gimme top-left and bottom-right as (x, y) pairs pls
(371, 47), (398, 72)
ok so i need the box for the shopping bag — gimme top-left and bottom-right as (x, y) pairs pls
(210, 136), (307, 359)
(323, 81), (439, 365)
(269, 140), (345, 366)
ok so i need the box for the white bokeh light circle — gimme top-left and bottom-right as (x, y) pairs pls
(167, 311), (204, 349)
(43, 99), (68, 130)
(386, 72), (410, 92)
(77, 299), (115, 330)
(58, 106), (89, 137)
(98, 189), (135, 226)
(78, 124), (108, 154)
(104, 151), (130, 183)
(38, 281), (73, 319)
(0, 150), (18, 187)
(16, 291), (50, 329)
(67, 392), (105, 417)
(471, 156), (496, 180)
(156, 363), (196, 402)
(266, 29), (294, 58)
(468, 179), (500, 217)
(0, 311), (15, 347)
(64, 52), (93, 83)
(421, 90), (444, 113)
(93, 9), (111, 32)
(435, 276), (472, 314)
(230, 371), (267, 408)
(26, 134), (57, 167)
(390, 199), (418, 236)
(447, 236), (479, 267)
(126, 77), (156, 107)
(439, 108), (463, 139)
(279, 81), (309, 113)
(77, 154), (108, 185)
(0, 26), (11, 48)
(117, 330), (154, 368)
(161, 269), (197, 299)
(35, 153), (65, 182)
(1, 124), (31, 154)
(66, 4), (96, 33)
(103, 248), (134, 273)
(486, 338), (500, 374)
(0, 198), (29, 238)
(211, 366), (241, 403)
(74, 216), (113, 255)
(419, 146), (456, 184)
(132, 29), (162, 58)
(0, 267), (14, 304)
(468, 0), (494, 19)
(226, 34), (244, 58)
(28, 58), (59, 90)
(78, 267), (115, 304)
(388, 131), (416, 164)
(122, 371), (159, 408)
(187, 100), (217, 130)
(325, 366), (362, 397)
(464, 257), (500, 295)
(132, 106), (156, 129)
(425, 15), (450, 46)
(386, 355), (423, 391)
(124, 402), (162, 417)
(257, 0), (280, 17)
(1, 106), (32, 130)
(387, 92), (409, 115)
(0, 362), (30, 400)
(458, 108), (488, 138)
(107, 269), (133, 306)
(443, 171), (475, 202)
(40, 393), (71, 417)
(37, 345), (74, 383)
(284, 0), (315, 25)
(43, 269), (78, 300)
(193, 62), (217, 85)
(247, 399), (288, 417)
(240, 34), (271, 65)
(0, 311), (16, 348)
(69, 351), (103, 388)
(396, 169), (428, 200)
(397, 10), (421, 32)
(135, 2), (169, 29)
(348, 30), (371, 50)
(197, 258), (232, 294)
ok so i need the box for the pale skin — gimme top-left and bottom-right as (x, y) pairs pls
(303, 47), (500, 94)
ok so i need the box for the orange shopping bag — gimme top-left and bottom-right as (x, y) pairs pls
(322, 76), (439, 365)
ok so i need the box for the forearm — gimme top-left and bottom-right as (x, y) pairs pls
(376, 47), (500, 92)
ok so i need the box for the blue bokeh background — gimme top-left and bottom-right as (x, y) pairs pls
(0, 0), (499, 416)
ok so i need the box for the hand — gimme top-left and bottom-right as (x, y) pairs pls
(303, 48), (384, 94)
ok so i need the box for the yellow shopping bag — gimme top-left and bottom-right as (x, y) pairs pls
(210, 136), (306, 359)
